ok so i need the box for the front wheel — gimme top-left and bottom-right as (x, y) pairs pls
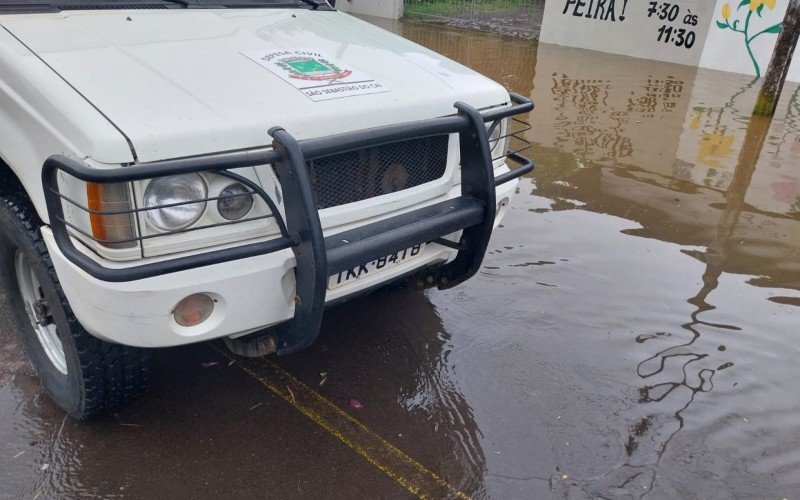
(0, 189), (154, 420)
(13, 250), (69, 376)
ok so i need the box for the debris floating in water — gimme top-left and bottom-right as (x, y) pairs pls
(348, 398), (364, 409)
(201, 362), (219, 368)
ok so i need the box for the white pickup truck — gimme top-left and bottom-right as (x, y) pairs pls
(0, 0), (533, 419)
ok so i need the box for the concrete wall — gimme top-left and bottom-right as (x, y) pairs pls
(540, 0), (800, 81)
(701, 0), (800, 80)
(539, 0), (716, 67)
(335, 0), (404, 20)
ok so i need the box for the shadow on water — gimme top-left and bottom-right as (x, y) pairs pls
(273, 287), (491, 495)
(0, 284), (488, 498)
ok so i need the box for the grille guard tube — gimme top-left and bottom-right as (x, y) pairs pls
(42, 92), (534, 354)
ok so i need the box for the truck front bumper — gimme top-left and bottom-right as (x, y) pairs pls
(42, 177), (518, 348)
(42, 94), (533, 353)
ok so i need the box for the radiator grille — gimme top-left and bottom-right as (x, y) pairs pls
(306, 135), (449, 210)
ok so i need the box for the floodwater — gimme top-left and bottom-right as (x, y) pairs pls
(2, 16), (799, 500)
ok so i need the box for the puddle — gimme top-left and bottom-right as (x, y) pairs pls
(379, 17), (800, 497)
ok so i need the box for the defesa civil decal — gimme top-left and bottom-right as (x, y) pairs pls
(242, 49), (389, 102)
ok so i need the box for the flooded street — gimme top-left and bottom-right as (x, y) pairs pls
(2, 16), (799, 499)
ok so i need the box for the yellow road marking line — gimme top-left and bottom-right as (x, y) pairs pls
(211, 344), (469, 499)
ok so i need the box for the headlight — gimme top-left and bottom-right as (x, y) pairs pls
(143, 174), (207, 231)
(486, 120), (503, 152)
(217, 183), (254, 221)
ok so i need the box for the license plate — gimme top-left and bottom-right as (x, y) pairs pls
(328, 244), (425, 290)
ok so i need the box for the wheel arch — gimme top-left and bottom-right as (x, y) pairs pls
(0, 154), (47, 224)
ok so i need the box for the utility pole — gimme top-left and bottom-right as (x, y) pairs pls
(754, 0), (800, 116)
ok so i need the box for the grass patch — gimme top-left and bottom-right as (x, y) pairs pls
(404, 0), (534, 18)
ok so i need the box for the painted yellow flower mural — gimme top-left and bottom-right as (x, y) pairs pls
(750, 0), (776, 11)
(689, 111), (702, 130)
(716, 0), (783, 76)
(697, 130), (735, 168)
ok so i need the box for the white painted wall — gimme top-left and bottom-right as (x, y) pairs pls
(335, 0), (404, 20)
(700, 0), (799, 80)
(540, 0), (716, 66)
(541, 0), (800, 81)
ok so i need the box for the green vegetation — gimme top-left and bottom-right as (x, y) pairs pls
(404, 0), (534, 18)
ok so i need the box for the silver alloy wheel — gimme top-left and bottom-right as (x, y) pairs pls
(14, 251), (67, 375)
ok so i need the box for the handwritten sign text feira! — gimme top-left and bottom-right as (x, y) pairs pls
(562, 0), (630, 21)
(541, 0), (713, 67)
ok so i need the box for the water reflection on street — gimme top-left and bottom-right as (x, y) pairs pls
(381, 17), (800, 497)
(0, 16), (798, 500)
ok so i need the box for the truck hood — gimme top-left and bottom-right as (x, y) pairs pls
(2, 9), (509, 162)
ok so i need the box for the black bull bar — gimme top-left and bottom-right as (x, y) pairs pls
(42, 93), (534, 355)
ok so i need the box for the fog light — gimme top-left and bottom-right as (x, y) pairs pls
(173, 294), (214, 327)
(218, 183), (254, 221)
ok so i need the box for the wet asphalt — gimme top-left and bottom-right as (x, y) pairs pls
(2, 15), (800, 500)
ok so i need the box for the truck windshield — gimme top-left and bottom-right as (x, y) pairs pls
(0, 0), (324, 13)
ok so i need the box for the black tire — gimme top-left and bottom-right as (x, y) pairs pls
(0, 186), (154, 420)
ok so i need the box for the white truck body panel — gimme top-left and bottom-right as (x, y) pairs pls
(0, 25), (133, 219)
(1, 9), (507, 163)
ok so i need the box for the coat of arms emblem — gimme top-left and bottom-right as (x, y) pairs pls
(276, 56), (353, 81)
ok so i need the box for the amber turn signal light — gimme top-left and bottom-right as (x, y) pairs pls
(86, 182), (137, 249)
